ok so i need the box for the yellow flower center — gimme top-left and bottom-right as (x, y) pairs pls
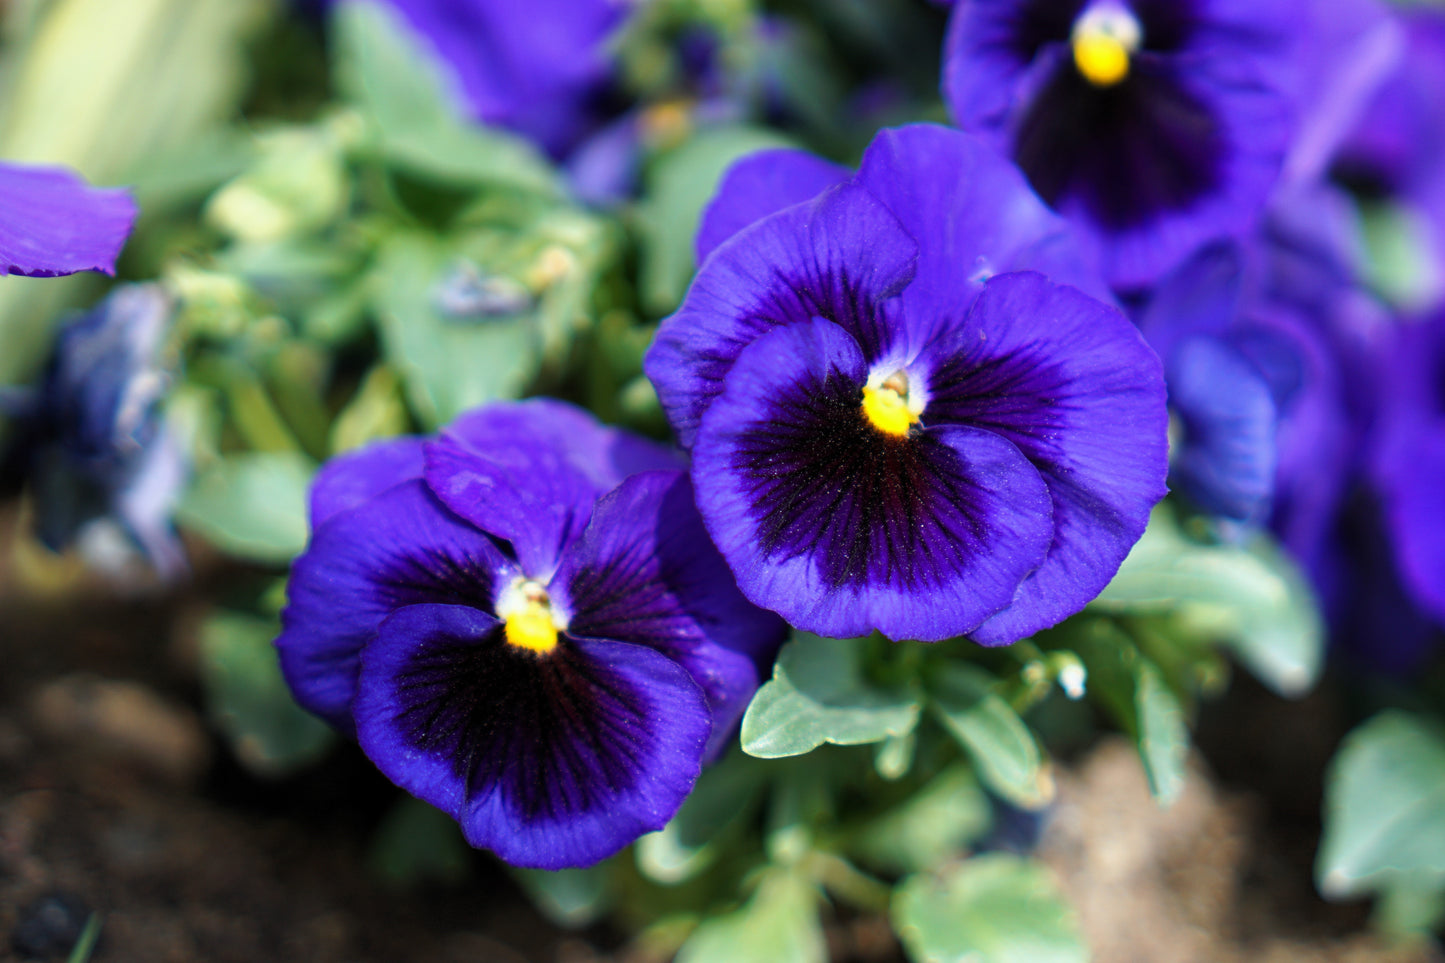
(861, 371), (920, 438)
(1071, 6), (1142, 88)
(500, 581), (560, 655)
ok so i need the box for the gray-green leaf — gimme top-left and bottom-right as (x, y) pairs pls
(893, 855), (1088, 963)
(1317, 711), (1445, 899)
(929, 664), (1049, 809)
(177, 451), (315, 564)
(741, 633), (921, 759)
(675, 870), (826, 963)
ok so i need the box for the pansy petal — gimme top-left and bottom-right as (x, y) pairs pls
(309, 436), (426, 528)
(441, 399), (680, 493)
(0, 163), (136, 278)
(695, 148), (851, 265)
(855, 124), (1107, 341)
(692, 316), (1054, 642)
(916, 272), (1169, 644)
(1168, 336), (1279, 521)
(646, 182), (918, 449)
(278, 480), (514, 730)
(423, 435), (600, 580)
(552, 470), (788, 758)
(353, 603), (711, 869)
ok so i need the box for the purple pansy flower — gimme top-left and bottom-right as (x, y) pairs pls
(942, 0), (1300, 290)
(645, 124), (1169, 645)
(1, 285), (186, 577)
(277, 400), (786, 869)
(0, 162), (136, 278)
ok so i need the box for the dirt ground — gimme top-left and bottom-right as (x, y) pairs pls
(0, 532), (1440, 962)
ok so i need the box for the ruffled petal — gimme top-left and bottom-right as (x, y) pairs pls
(646, 182), (918, 449)
(309, 436), (426, 528)
(691, 317), (1055, 642)
(353, 603), (711, 869)
(695, 148), (851, 265)
(551, 470), (787, 758)
(278, 480), (515, 730)
(423, 433), (601, 580)
(855, 124), (1108, 338)
(915, 272), (1169, 644)
(0, 163), (136, 278)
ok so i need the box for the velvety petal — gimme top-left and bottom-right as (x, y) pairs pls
(309, 436), (426, 528)
(551, 470), (787, 758)
(915, 272), (1169, 644)
(277, 480), (515, 730)
(440, 399), (680, 494)
(646, 182), (918, 449)
(1375, 431), (1445, 624)
(1135, 241), (1244, 360)
(694, 148), (850, 265)
(855, 124), (1108, 339)
(353, 603), (711, 869)
(691, 317), (1055, 642)
(1168, 336), (1278, 522)
(0, 163), (136, 278)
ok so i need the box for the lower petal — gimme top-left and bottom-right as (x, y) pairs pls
(0, 163), (136, 278)
(353, 603), (711, 869)
(692, 317), (1054, 642)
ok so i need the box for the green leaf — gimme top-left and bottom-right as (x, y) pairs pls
(893, 855), (1088, 963)
(368, 797), (470, 889)
(197, 611), (333, 776)
(1134, 661), (1188, 806)
(1317, 711), (1445, 899)
(370, 233), (543, 427)
(1094, 504), (1324, 697)
(177, 451), (315, 564)
(675, 870), (826, 963)
(741, 633), (921, 759)
(637, 124), (793, 313)
(513, 863), (614, 930)
(332, 0), (557, 195)
(853, 765), (992, 876)
(1070, 620), (1188, 806)
(1373, 872), (1445, 937)
(929, 664), (1049, 809)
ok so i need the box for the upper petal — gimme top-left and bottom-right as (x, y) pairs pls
(277, 480), (514, 730)
(551, 470), (788, 758)
(690, 316), (1054, 642)
(916, 272), (1169, 644)
(695, 148), (851, 265)
(353, 603), (711, 869)
(0, 163), (136, 278)
(309, 436), (426, 529)
(645, 181), (919, 449)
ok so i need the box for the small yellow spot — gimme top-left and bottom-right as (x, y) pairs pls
(505, 600), (559, 654)
(862, 385), (918, 437)
(1071, 6), (1142, 88)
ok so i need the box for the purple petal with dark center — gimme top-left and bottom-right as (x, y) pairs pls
(915, 272), (1168, 644)
(440, 399), (680, 494)
(694, 149), (850, 265)
(0, 163), (136, 278)
(309, 436), (426, 528)
(278, 480), (515, 730)
(551, 470), (787, 758)
(691, 317), (1054, 642)
(423, 435), (601, 581)
(353, 603), (711, 869)
(646, 182), (918, 449)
